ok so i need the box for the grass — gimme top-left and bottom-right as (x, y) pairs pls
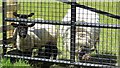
(18, 2), (70, 21)
(0, 1), (1, 5)
(0, 58), (31, 68)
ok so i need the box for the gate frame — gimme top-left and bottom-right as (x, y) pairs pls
(2, 0), (18, 55)
(117, 1), (120, 67)
(70, 0), (76, 63)
(2, 0), (120, 67)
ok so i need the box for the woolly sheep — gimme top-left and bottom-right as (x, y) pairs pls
(11, 22), (58, 59)
(8, 12), (58, 60)
(60, 7), (100, 61)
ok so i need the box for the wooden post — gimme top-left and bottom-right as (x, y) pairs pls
(6, 0), (18, 38)
(117, 1), (120, 67)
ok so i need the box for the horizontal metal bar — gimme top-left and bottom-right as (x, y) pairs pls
(76, 22), (120, 29)
(5, 18), (120, 29)
(0, 44), (13, 48)
(4, 55), (118, 68)
(57, 0), (120, 20)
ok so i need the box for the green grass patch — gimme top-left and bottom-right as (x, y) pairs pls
(0, 58), (31, 68)
(0, 58), (13, 68)
(0, 13), (2, 22)
(0, 1), (2, 5)
(18, 2), (70, 21)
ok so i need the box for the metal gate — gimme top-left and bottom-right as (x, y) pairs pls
(2, 0), (120, 68)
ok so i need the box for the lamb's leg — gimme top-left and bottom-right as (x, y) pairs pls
(44, 44), (52, 59)
(78, 47), (91, 61)
(38, 44), (53, 68)
(37, 48), (44, 58)
(94, 37), (100, 53)
(37, 44), (58, 68)
(35, 46), (52, 68)
(78, 50), (86, 60)
(22, 51), (32, 57)
(52, 45), (58, 59)
(45, 44), (58, 59)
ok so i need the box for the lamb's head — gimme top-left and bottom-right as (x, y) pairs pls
(11, 12), (35, 38)
(76, 27), (91, 47)
(75, 27), (95, 60)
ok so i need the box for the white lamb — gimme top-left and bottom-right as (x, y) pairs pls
(60, 7), (100, 61)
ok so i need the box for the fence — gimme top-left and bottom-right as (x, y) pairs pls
(2, 0), (120, 68)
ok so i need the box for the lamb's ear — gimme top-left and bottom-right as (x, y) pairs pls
(11, 23), (18, 27)
(13, 12), (20, 17)
(28, 13), (34, 17)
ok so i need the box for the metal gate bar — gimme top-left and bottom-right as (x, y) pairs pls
(70, 1), (76, 62)
(5, 18), (120, 29)
(4, 55), (117, 68)
(2, 1), (7, 56)
(57, 0), (120, 20)
(2, 1), (120, 68)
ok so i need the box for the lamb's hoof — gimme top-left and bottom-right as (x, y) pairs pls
(82, 54), (91, 60)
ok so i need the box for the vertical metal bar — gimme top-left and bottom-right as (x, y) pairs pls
(117, 1), (120, 67)
(6, 0), (18, 38)
(70, 0), (76, 62)
(2, 0), (7, 56)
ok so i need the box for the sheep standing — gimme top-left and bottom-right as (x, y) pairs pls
(7, 12), (58, 61)
(13, 21), (58, 56)
(60, 7), (100, 61)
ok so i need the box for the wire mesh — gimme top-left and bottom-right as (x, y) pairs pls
(2, 0), (120, 68)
